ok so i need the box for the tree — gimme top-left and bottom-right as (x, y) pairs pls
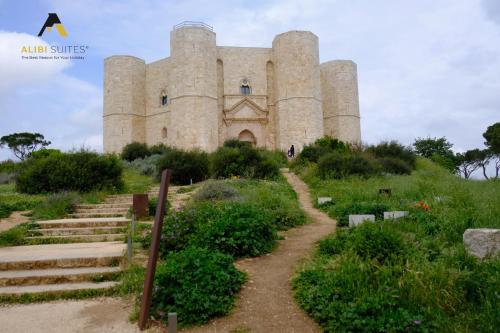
(483, 123), (500, 179)
(483, 122), (500, 153)
(413, 137), (454, 158)
(456, 150), (482, 179)
(466, 148), (492, 180)
(413, 137), (457, 172)
(0, 132), (51, 161)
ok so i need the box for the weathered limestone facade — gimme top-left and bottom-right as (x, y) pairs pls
(103, 22), (361, 153)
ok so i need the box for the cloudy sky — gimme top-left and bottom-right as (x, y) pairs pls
(1, 0), (499, 161)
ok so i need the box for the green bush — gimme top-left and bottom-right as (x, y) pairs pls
(122, 154), (162, 177)
(30, 192), (79, 220)
(299, 137), (349, 163)
(192, 202), (277, 258)
(210, 142), (280, 179)
(159, 202), (219, 255)
(377, 157), (413, 175)
(193, 180), (241, 201)
(152, 247), (245, 326)
(156, 148), (209, 185)
(149, 143), (170, 155)
(366, 141), (416, 169)
(16, 150), (123, 194)
(317, 152), (377, 179)
(121, 142), (151, 162)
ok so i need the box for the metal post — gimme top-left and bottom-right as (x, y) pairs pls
(138, 169), (172, 330)
(131, 213), (136, 235)
(168, 313), (177, 333)
(127, 234), (132, 262)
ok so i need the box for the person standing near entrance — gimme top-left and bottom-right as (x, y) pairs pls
(289, 144), (295, 158)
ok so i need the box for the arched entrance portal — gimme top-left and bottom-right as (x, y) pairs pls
(238, 130), (256, 147)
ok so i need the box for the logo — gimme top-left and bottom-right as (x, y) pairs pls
(37, 13), (67, 37)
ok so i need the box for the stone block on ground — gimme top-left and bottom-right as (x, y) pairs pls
(317, 197), (332, 205)
(463, 228), (500, 259)
(349, 214), (375, 228)
(384, 211), (409, 220)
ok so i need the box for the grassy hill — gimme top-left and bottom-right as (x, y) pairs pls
(293, 158), (500, 332)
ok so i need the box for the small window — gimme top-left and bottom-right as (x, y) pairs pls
(161, 127), (168, 139)
(240, 85), (251, 95)
(161, 94), (168, 106)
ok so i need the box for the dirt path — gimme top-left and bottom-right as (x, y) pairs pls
(0, 211), (30, 232)
(183, 171), (336, 333)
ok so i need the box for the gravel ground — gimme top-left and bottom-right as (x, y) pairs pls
(0, 297), (162, 333)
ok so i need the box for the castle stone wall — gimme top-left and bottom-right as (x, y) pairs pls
(321, 60), (361, 144)
(103, 56), (146, 153)
(273, 31), (324, 151)
(103, 24), (361, 154)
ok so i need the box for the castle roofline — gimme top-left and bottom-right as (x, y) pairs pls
(104, 55), (145, 62)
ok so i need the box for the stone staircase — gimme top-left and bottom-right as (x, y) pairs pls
(68, 194), (132, 218)
(0, 242), (126, 296)
(0, 194), (134, 297)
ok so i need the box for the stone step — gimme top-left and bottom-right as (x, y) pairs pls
(34, 227), (125, 236)
(105, 194), (133, 197)
(0, 281), (119, 296)
(37, 217), (130, 229)
(0, 266), (121, 287)
(68, 212), (127, 218)
(75, 203), (131, 209)
(0, 242), (126, 270)
(26, 234), (126, 243)
(74, 208), (129, 214)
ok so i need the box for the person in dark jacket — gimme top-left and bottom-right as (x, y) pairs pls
(290, 144), (295, 158)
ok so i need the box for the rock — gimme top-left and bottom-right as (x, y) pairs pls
(463, 229), (500, 259)
(383, 211), (409, 220)
(349, 214), (375, 228)
(317, 197), (332, 205)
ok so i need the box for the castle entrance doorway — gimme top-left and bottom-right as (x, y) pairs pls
(238, 130), (256, 147)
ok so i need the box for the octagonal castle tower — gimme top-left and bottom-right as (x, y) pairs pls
(103, 22), (361, 154)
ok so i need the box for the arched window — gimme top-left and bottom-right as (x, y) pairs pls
(161, 127), (168, 139)
(160, 91), (168, 106)
(240, 78), (251, 95)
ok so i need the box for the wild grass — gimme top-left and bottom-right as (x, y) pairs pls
(293, 157), (500, 332)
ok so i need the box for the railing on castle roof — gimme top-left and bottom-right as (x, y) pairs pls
(173, 21), (213, 31)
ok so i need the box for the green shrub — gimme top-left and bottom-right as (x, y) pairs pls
(299, 137), (349, 163)
(0, 160), (19, 173)
(149, 143), (170, 155)
(210, 143), (280, 179)
(377, 157), (413, 175)
(366, 141), (416, 169)
(317, 152), (377, 179)
(159, 202), (219, 256)
(156, 148), (209, 185)
(122, 154), (162, 177)
(30, 192), (79, 220)
(16, 150), (123, 194)
(193, 180), (240, 201)
(192, 202), (277, 258)
(152, 247), (245, 326)
(121, 142), (151, 162)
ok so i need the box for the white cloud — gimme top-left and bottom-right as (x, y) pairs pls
(0, 31), (101, 160)
(0, 31), (70, 94)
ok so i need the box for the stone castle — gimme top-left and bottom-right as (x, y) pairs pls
(103, 21), (361, 153)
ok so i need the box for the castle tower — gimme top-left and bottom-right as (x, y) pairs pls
(103, 56), (146, 153)
(272, 31), (324, 151)
(320, 60), (361, 144)
(169, 23), (219, 151)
